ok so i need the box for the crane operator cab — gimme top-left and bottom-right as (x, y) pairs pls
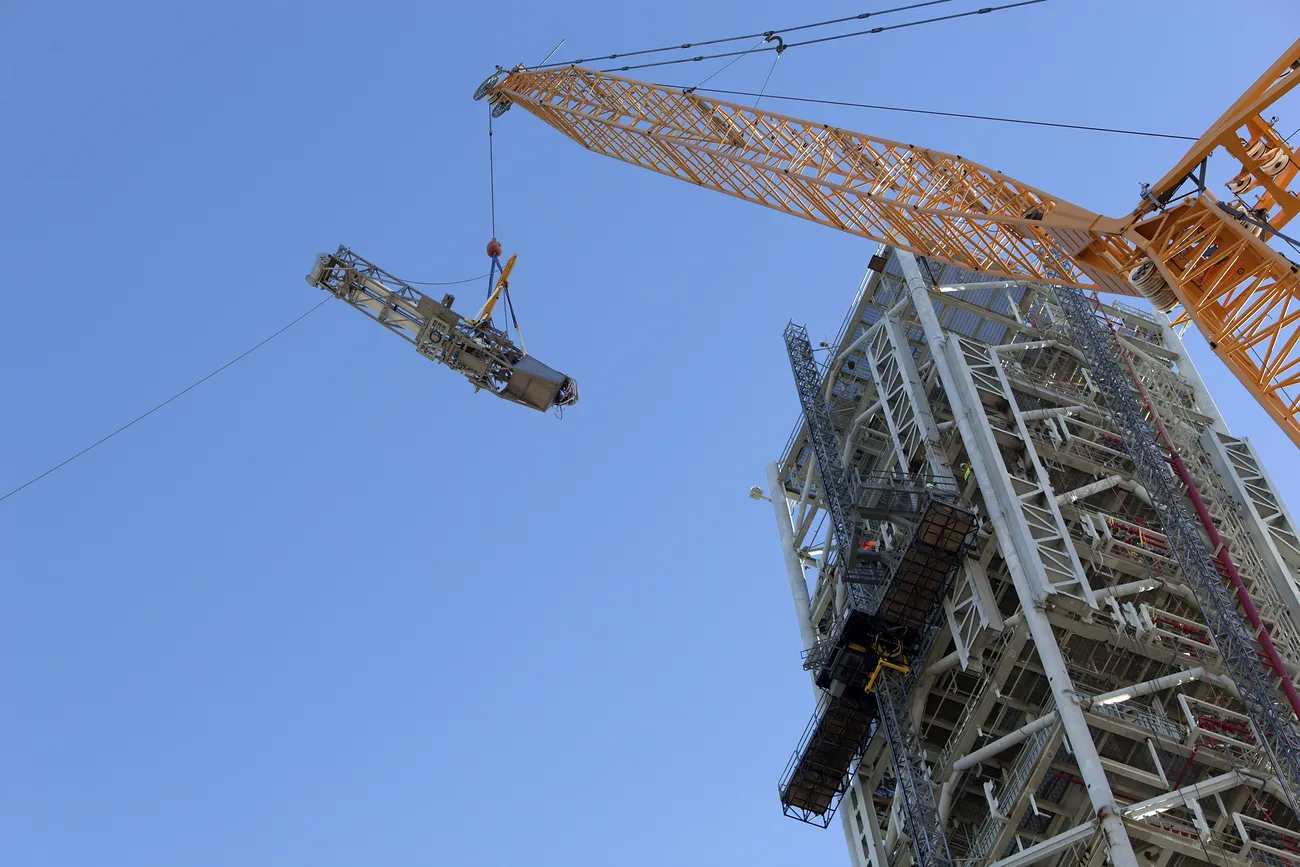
(305, 244), (579, 414)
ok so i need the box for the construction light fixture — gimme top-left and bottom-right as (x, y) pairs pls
(750, 486), (771, 502)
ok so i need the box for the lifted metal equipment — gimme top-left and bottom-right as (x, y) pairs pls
(306, 246), (578, 413)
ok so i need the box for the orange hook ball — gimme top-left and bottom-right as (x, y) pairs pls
(486, 238), (502, 258)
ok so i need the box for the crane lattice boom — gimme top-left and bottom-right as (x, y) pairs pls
(481, 40), (1300, 445)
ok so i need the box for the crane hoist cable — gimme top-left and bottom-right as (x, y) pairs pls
(0, 296), (333, 503)
(688, 35), (769, 92)
(481, 109), (530, 354)
(475, 250), (522, 343)
(596, 0), (1048, 73)
(668, 86), (1200, 141)
(751, 39), (783, 109)
(488, 106), (498, 240)
(532, 0), (957, 70)
(389, 272), (489, 287)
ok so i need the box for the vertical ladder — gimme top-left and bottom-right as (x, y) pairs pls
(785, 322), (871, 583)
(878, 667), (955, 867)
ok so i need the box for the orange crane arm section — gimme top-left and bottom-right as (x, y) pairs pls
(490, 66), (1135, 296)
(487, 60), (1300, 448)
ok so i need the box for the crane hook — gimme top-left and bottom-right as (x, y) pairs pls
(763, 32), (786, 55)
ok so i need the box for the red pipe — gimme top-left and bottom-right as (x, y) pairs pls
(1112, 332), (1300, 722)
(1171, 743), (1200, 790)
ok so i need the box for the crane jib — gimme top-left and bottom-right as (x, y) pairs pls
(480, 43), (1300, 448)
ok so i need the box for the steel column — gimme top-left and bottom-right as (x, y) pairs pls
(896, 250), (1140, 867)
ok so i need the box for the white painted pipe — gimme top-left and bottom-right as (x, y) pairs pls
(842, 401), (882, 463)
(1094, 578), (1162, 601)
(986, 820), (1098, 867)
(910, 650), (964, 726)
(991, 339), (1056, 353)
(1117, 479), (1153, 506)
(937, 280), (1027, 293)
(937, 777), (957, 824)
(767, 462), (817, 652)
(950, 667), (1207, 774)
(1156, 312), (1228, 434)
(1019, 405), (1086, 421)
(1117, 335), (1164, 366)
(940, 666), (1209, 822)
(1123, 770), (1243, 818)
(1087, 667), (1205, 708)
(793, 460), (815, 530)
(826, 315), (893, 402)
(883, 782), (904, 851)
(953, 712), (1060, 773)
(1056, 475), (1124, 506)
(896, 250), (1140, 867)
(828, 331), (875, 403)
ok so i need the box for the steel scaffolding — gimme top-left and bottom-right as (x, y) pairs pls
(1054, 284), (1300, 814)
(782, 319), (975, 867)
(784, 322), (870, 584)
(766, 246), (1300, 867)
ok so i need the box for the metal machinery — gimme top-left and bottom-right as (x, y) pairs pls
(306, 246), (578, 413)
(477, 41), (1300, 446)
(768, 246), (1300, 867)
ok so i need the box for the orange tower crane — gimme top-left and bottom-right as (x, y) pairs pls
(476, 40), (1300, 445)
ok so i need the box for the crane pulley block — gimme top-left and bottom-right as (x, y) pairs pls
(306, 246), (578, 413)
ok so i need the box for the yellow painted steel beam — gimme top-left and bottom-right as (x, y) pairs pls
(474, 253), (517, 325)
(1143, 197), (1300, 442)
(1142, 39), (1300, 211)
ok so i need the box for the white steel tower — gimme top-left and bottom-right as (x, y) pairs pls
(767, 246), (1300, 867)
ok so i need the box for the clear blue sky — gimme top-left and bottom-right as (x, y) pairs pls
(3, 2), (1298, 865)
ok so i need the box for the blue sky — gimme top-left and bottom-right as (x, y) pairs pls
(3, 2), (1298, 865)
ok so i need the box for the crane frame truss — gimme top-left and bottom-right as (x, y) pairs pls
(1132, 197), (1300, 434)
(487, 41), (1300, 446)
(491, 66), (1129, 292)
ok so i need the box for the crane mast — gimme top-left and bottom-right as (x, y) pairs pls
(478, 41), (1300, 446)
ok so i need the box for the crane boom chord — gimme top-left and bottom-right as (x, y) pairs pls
(477, 42), (1300, 445)
(482, 65), (1127, 291)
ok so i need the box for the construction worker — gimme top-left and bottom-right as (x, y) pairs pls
(960, 462), (973, 482)
(858, 538), (884, 562)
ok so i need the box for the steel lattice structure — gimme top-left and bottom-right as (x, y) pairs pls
(767, 246), (1300, 867)
(482, 41), (1300, 446)
(878, 660), (954, 867)
(784, 322), (867, 583)
(1054, 283), (1300, 815)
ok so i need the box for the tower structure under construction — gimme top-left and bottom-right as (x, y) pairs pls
(767, 245), (1300, 867)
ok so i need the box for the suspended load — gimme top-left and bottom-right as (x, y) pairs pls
(306, 245), (578, 413)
